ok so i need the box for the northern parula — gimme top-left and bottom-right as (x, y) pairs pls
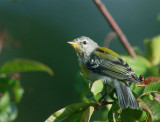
(68, 36), (141, 109)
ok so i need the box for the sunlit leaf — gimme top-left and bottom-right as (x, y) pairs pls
(45, 102), (92, 122)
(0, 104), (17, 122)
(13, 87), (24, 103)
(0, 59), (53, 75)
(0, 92), (10, 112)
(91, 80), (104, 96)
(80, 106), (94, 122)
(145, 35), (160, 65)
(94, 93), (102, 102)
(148, 93), (154, 100)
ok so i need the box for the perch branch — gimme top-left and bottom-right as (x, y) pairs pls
(94, 0), (137, 58)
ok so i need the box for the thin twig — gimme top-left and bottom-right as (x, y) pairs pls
(103, 32), (117, 47)
(137, 92), (148, 100)
(113, 112), (116, 122)
(98, 92), (107, 102)
(100, 100), (114, 106)
(141, 105), (152, 120)
(136, 84), (147, 87)
(94, 0), (137, 58)
(146, 112), (150, 122)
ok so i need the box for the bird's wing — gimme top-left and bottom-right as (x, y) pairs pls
(86, 47), (141, 83)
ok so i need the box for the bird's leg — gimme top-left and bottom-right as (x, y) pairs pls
(98, 92), (114, 106)
(101, 101), (114, 106)
(98, 92), (107, 102)
(120, 108), (123, 114)
(98, 83), (108, 102)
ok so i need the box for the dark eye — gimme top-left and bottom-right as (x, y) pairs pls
(83, 41), (87, 44)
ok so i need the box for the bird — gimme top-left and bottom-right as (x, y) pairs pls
(68, 36), (141, 109)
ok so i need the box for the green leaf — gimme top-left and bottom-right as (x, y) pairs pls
(0, 59), (53, 75)
(139, 95), (160, 121)
(94, 93), (102, 102)
(108, 101), (121, 122)
(0, 104), (18, 122)
(144, 82), (160, 94)
(148, 93), (154, 100)
(121, 56), (151, 76)
(157, 13), (160, 22)
(131, 83), (144, 97)
(80, 106), (94, 122)
(145, 66), (160, 77)
(121, 108), (147, 122)
(91, 80), (104, 96)
(65, 109), (86, 122)
(145, 35), (160, 65)
(0, 92), (10, 113)
(45, 102), (93, 122)
(0, 78), (24, 103)
(132, 46), (144, 56)
(13, 87), (24, 103)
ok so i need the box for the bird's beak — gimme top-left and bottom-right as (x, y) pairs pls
(67, 41), (78, 48)
(67, 41), (77, 46)
(68, 41), (81, 53)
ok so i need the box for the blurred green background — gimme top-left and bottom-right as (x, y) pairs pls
(0, 0), (160, 121)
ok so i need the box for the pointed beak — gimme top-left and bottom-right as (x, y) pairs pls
(68, 41), (81, 53)
(67, 41), (79, 49)
(67, 41), (78, 46)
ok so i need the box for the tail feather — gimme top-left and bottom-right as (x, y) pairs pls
(127, 86), (139, 109)
(114, 82), (128, 109)
(114, 82), (139, 109)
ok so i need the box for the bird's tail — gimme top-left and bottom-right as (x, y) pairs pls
(114, 82), (139, 109)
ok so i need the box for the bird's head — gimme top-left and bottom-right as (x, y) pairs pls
(68, 36), (99, 57)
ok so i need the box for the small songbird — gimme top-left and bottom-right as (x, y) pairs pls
(68, 36), (141, 109)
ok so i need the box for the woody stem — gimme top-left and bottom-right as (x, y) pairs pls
(94, 0), (137, 58)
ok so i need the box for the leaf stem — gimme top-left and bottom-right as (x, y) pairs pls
(137, 93), (148, 100)
(93, 0), (137, 58)
(136, 84), (147, 87)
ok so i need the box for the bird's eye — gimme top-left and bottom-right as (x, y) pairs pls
(83, 41), (87, 45)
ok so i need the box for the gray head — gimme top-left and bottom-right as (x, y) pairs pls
(68, 36), (99, 57)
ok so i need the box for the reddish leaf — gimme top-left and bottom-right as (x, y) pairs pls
(143, 77), (160, 85)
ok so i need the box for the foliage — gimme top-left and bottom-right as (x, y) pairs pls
(0, 59), (53, 121)
(46, 36), (160, 121)
(158, 13), (160, 23)
(45, 102), (94, 122)
(0, 59), (53, 75)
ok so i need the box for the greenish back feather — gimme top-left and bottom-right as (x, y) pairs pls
(98, 47), (119, 57)
(87, 48), (140, 83)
